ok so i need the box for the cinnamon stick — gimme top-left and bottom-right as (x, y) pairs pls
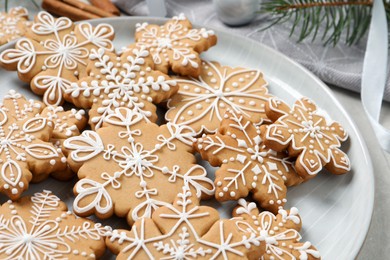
(63, 0), (116, 18)
(42, 0), (100, 21)
(89, 0), (120, 16)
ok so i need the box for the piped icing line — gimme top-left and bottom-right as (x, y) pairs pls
(195, 109), (302, 212)
(65, 46), (178, 130)
(0, 190), (110, 259)
(232, 199), (321, 260)
(166, 60), (271, 135)
(105, 185), (265, 259)
(64, 107), (214, 224)
(0, 7), (31, 45)
(263, 97), (350, 177)
(0, 90), (67, 200)
(133, 13), (217, 76)
(0, 11), (115, 106)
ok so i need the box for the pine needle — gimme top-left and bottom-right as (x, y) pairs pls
(260, 0), (379, 46)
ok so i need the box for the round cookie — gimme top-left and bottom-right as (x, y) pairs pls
(0, 11), (115, 106)
(0, 190), (109, 259)
(0, 7), (31, 46)
(64, 107), (214, 224)
(134, 13), (217, 77)
(166, 60), (271, 135)
(262, 97), (351, 179)
(65, 46), (178, 129)
(106, 185), (265, 259)
(232, 199), (321, 260)
(195, 109), (302, 213)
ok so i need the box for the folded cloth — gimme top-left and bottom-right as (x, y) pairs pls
(112, 0), (148, 15)
(113, 0), (390, 101)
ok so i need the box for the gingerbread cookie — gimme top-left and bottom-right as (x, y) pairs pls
(166, 60), (271, 135)
(106, 185), (265, 259)
(0, 7), (31, 46)
(40, 106), (87, 153)
(1, 90), (43, 121)
(0, 11), (115, 106)
(2, 90), (86, 181)
(0, 91), (67, 200)
(0, 190), (109, 259)
(65, 46), (178, 129)
(262, 97), (351, 179)
(233, 199), (321, 260)
(134, 13), (217, 77)
(64, 107), (214, 224)
(195, 109), (302, 213)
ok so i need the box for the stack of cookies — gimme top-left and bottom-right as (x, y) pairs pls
(0, 11), (351, 259)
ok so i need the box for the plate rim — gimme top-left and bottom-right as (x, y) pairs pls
(0, 15), (375, 259)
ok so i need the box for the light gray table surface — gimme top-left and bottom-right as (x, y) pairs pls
(4, 1), (390, 259)
(330, 86), (390, 259)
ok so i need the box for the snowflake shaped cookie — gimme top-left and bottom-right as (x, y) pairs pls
(40, 106), (87, 153)
(66, 46), (178, 129)
(1, 90), (86, 181)
(0, 11), (115, 106)
(134, 13), (217, 77)
(233, 199), (321, 260)
(0, 91), (67, 200)
(0, 7), (31, 46)
(166, 60), (271, 134)
(262, 97), (351, 178)
(106, 185), (265, 259)
(195, 110), (302, 212)
(64, 107), (214, 224)
(0, 190), (110, 259)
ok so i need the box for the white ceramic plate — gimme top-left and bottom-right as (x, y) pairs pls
(0, 17), (374, 260)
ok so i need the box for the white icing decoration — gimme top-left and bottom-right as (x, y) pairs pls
(25, 144), (59, 159)
(135, 14), (214, 68)
(40, 106), (85, 139)
(64, 108), (214, 221)
(107, 186), (262, 259)
(0, 7), (30, 45)
(265, 97), (351, 175)
(166, 61), (270, 134)
(234, 199), (321, 260)
(295, 242), (322, 260)
(0, 11), (115, 106)
(0, 92), (67, 198)
(0, 190), (109, 259)
(196, 110), (298, 209)
(64, 131), (104, 162)
(66, 47), (176, 129)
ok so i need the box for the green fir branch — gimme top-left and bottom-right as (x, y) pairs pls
(260, 0), (384, 46)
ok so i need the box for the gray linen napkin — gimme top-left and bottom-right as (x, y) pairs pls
(112, 0), (390, 101)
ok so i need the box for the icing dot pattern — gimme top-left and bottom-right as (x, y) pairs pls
(195, 109), (302, 213)
(0, 11), (115, 106)
(64, 107), (214, 224)
(233, 199), (321, 260)
(66, 46), (178, 130)
(40, 106), (87, 153)
(166, 60), (272, 135)
(0, 91), (67, 200)
(0, 190), (109, 259)
(106, 186), (265, 259)
(0, 7), (31, 46)
(263, 97), (351, 178)
(134, 13), (217, 77)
